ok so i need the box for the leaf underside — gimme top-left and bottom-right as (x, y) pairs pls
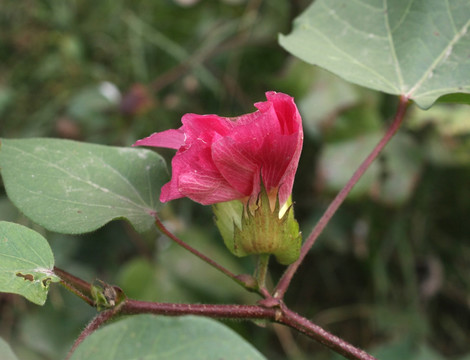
(280, 0), (470, 109)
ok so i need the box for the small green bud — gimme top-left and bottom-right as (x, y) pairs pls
(91, 280), (126, 311)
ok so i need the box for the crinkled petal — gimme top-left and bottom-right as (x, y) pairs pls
(181, 113), (234, 142)
(213, 93), (303, 204)
(212, 136), (260, 196)
(161, 139), (243, 204)
(259, 133), (298, 191)
(212, 102), (280, 195)
(265, 91), (302, 134)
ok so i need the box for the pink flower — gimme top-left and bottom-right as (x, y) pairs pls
(133, 91), (303, 206)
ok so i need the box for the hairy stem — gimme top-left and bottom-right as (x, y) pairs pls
(121, 300), (276, 319)
(278, 306), (376, 360)
(120, 299), (376, 360)
(274, 95), (410, 300)
(65, 309), (117, 360)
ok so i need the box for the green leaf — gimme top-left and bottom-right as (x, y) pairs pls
(70, 315), (266, 360)
(437, 93), (470, 105)
(280, 0), (470, 109)
(0, 221), (59, 305)
(0, 138), (167, 234)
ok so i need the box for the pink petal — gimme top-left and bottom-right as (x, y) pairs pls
(212, 93), (303, 204)
(259, 133), (298, 190)
(211, 136), (260, 196)
(181, 113), (234, 141)
(160, 137), (243, 204)
(212, 102), (280, 194)
(265, 91), (302, 134)
(132, 129), (185, 150)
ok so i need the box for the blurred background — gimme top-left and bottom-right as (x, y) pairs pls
(1, 0), (470, 359)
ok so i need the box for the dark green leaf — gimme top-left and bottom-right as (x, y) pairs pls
(437, 93), (470, 105)
(0, 138), (167, 234)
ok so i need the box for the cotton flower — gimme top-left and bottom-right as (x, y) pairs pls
(133, 91), (303, 208)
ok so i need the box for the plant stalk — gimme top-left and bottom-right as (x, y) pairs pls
(256, 254), (270, 290)
(54, 266), (94, 306)
(120, 299), (376, 360)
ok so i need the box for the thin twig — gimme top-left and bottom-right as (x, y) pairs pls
(54, 266), (94, 306)
(278, 306), (377, 360)
(274, 95), (410, 300)
(153, 213), (256, 291)
(256, 254), (270, 291)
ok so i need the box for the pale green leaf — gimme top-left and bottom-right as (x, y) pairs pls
(70, 315), (266, 360)
(0, 337), (19, 360)
(0, 138), (167, 234)
(280, 0), (470, 109)
(0, 221), (59, 305)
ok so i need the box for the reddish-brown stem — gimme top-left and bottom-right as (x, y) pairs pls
(54, 266), (94, 306)
(274, 95), (410, 300)
(278, 306), (376, 360)
(153, 213), (254, 291)
(121, 300), (276, 319)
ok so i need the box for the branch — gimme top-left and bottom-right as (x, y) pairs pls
(121, 300), (276, 319)
(120, 299), (377, 360)
(274, 95), (410, 300)
(278, 306), (376, 360)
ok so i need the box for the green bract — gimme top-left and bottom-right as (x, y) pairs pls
(213, 190), (302, 265)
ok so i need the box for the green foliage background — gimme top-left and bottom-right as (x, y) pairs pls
(1, 0), (470, 359)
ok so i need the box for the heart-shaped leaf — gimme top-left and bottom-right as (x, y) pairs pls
(0, 138), (167, 234)
(280, 0), (470, 109)
(0, 221), (59, 305)
(70, 315), (266, 360)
